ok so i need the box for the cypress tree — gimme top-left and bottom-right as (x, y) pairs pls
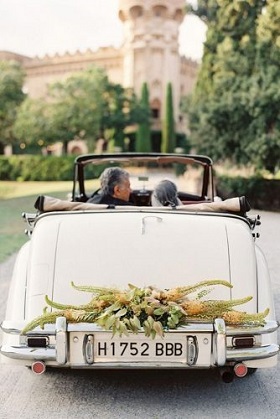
(161, 82), (175, 153)
(135, 82), (151, 152)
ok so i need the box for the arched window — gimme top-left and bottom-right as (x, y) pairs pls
(130, 6), (143, 19)
(152, 5), (167, 18)
(151, 98), (161, 119)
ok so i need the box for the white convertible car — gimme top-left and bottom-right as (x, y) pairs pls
(1, 153), (279, 382)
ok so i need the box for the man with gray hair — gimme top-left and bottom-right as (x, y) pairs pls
(88, 166), (132, 205)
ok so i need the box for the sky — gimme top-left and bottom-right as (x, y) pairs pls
(0, 0), (206, 61)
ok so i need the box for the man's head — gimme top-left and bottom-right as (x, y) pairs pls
(100, 167), (131, 202)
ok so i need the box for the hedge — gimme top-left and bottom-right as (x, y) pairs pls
(0, 156), (75, 181)
(0, 155), (111, 181)
(217, 175), (280, 211)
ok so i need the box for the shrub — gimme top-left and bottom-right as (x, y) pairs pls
(0, 156), (74, 181)
(217, 175), (280, 211)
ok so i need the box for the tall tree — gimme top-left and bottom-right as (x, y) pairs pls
(14, 66), (145, 154)
(161, 82), (175, 153)
(135, 83), (152, 152)
(100, 83), (145, 151)
(243, 0), (280, 172)
(184, 1), (276, 170)
(48, 66), (107, 153)
(13, 98), (54, 152)
(0, 60), (26, 153)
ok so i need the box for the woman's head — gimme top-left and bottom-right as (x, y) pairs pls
(151, 179), (182, 207)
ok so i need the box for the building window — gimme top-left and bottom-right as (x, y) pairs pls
(152, 108), (160, 119)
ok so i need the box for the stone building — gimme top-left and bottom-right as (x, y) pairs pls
(0, 0), (199, 153)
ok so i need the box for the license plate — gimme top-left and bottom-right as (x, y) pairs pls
(94, 333), (187, 363)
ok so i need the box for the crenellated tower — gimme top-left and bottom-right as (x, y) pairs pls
(118, 0), (186, 126)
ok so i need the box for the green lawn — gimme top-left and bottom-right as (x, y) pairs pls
(0, 181), (73, 263)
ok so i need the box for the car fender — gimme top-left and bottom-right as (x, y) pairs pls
(5, 241), (30, 321)
(255, 244), (276, 319)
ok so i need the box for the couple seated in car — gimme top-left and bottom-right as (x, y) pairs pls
(87, 167), (181, 207)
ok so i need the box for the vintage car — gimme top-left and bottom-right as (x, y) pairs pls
(1, 153), (279, 382)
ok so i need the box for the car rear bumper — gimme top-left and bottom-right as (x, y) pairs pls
(1, 318), (279, 368)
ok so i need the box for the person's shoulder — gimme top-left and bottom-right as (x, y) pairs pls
(88, 194), (133, 206)
(87, 194), (103, 204)
(110, 197), (133, 206)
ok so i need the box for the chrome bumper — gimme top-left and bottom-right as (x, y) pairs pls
(1, 318), (279, 367)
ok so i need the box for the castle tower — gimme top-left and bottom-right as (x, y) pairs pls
(118, 0), (186, 126)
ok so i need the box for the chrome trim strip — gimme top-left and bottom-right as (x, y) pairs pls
(55, 317), (67, 365)
(67, 323), (215, 333)
(1, 321), (56, 335)
(0, 345), (56, 361)
(225, 320), (279, 336)
(226, 344), (280, 361)
(186, 336), (198, 366)
(214, 318), (226, 366)
(1, 343), (278, 364)
(83, 335), (94, 364)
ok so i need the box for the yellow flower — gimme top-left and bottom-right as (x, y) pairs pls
(181, 301), (205, 316)
(115, 293), (131, 305)
(222, 311), (244, 324)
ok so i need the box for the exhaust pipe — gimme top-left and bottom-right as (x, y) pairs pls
(219, 367), (234, 383)
(31, 361), (46, 375)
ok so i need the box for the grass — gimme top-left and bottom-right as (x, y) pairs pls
(0, 181), (73, 200)
(0, 181), (73, 263)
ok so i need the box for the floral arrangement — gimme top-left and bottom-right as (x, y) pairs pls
(21, 279), (269, 337)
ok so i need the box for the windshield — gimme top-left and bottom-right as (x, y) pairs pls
(73, 154), (214, 203)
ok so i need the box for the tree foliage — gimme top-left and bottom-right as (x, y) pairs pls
(100, 83), (145, 150)
(0, 60), (26, 152)
(161, 82), (175, 153)
(184, 0), (280, 173)
(13, 98), (54, 150)
(135, 82), (152, 152)
(47, 67), (110, 153)
(14, 66), (144, 153)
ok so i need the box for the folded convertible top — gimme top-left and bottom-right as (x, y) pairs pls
(34, 195), (251, 214)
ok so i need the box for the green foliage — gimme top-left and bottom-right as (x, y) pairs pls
(13, 66), (145, 153)
(161, 83), (175, 153)
(13, 98), (54, 150)
(0, 155), (107, 181)
(100, 83), (145, 150)
(0, 156), (73, 181)
(216, 174), (280, 210)
(216, 174), (263, 198)
(188, 0), (220, 24)
(46, 66), (108, 153)
(22, 280), (267, 336)
(184, 0), (280, 173)
(0, 60), (26, 149)
(135, 83), (152, 152)
(176, 132), (190, 152)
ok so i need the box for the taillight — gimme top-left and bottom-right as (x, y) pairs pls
(232, 336), (255, 348)
(27, 337), (49, 348)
